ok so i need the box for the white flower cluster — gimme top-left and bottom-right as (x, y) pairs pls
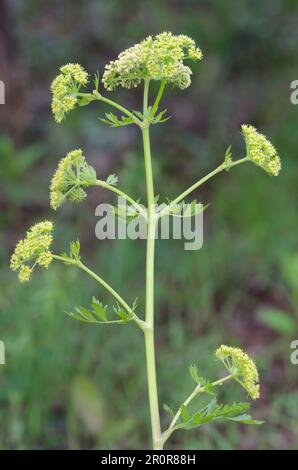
(102, 32), (203, 91)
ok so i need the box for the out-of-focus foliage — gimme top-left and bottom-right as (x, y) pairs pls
(1, 0), (298, 449)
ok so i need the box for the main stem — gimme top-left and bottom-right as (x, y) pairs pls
(142, 79), (162, 449)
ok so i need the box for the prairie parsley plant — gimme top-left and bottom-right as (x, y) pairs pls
(11, 32), (282, 449)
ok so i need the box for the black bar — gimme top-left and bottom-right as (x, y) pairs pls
(0, 449), (294, 465)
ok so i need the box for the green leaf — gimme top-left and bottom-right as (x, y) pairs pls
(133, 110), (144, 120)
(70, 239), (81, 261)
(119, 310), (133, 322)
(189, 364), (202, 384)
(66, 296), (109, 324)
(167, 199), (209, 218)
(188, 365), (215, 395)
(151, 109), (171, 124)
(66, 306), (94, 323)
(206, 397), (218, 415)
(257, 308), (296, 336)
(180, 405), (190, 423)
(94, 71), (100, 92)
(100, 112), (134, 127)
(224, 145), (233, 170)
(65, 310), (87, 322)
(80, 164), (97, 184)
(203, 382), (215, 395)
(66, 297), (136, 326)
(175, 399), (261, 432)
(60, 251), (74, 265)
(215, 402), (250, 418)
(66, 304), (107, 324)
(106, 174), (118, 186)
(91, 297), (108, 322)
(113, 303), (133, 322)
(227, 414), (264, 425)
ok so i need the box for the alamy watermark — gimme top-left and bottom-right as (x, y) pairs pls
(290, 80), (298, 104)
(290, 340), (298, 365)
(0, 340), (5, 365)
(95, 197), (204, 251)
(0, 80), (5, 104)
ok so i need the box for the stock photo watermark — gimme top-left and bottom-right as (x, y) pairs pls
(94, 197), (204, 251)
(0, 80), (5, 104)
(290, 80), (298, 104)
(290, 340), (298, 365)
(0, 340), (5, 365)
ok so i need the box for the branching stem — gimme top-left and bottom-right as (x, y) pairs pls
(158, 157), (249, 219)
(159, 374), (233, 448)
(52, 254), (149, 331)
(95, 179), (147, 218)
(150, 80), (166, 117)
(92, 90), (143, 126)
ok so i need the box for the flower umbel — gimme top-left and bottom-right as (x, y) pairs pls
(216, 345), (260, 400)
(51, 63), (88, 123)
(242, 125), (281, 176)
(50, 149), (96, 210)
(102, 32), (203, 91)
(10, 221), (54, 283)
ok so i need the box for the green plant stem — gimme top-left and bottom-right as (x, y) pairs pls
(150, 80), (166, 117)
(159, 374), (233, 448)
(92, 90), (142, 126)
(142, 79), (162, 449)
(52, 255), (148, 331)
(158, 157), (249, 219)
(95, 179), (146, 218)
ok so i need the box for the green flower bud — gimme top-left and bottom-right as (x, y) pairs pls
(18, 265), (33, 283)
(10, 221), (54, 283)
(50, 149), (96, 210)
(216, 345), (260, 400)
(242, 125), (281, 176)
(51, 63), (88, 123)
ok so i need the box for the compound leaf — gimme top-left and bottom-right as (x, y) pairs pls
(106, 174), (118, 186)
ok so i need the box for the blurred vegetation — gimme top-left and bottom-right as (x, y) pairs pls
(0, 0), (298, 449)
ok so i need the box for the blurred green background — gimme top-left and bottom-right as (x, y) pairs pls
(0, 0), (298, 450)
